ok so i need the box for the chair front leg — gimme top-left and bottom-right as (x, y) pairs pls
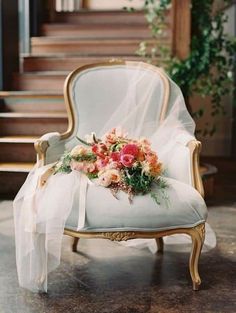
(189, 223), (205, 290)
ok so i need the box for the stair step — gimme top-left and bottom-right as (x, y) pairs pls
(13, 72), (68, 91)
(0, 162), (34, 197)
(0, 90), (63, 98)
(0, 91), (65, 112)
(0, 137), (37, 163)
(0, 170), (31, 197)
(22, 55), (146, 71)
(41, 23), (154, 38)
(0, 112), (67, 118)
(0, 162), (34, 172)
(31, 38), (169, 55)
(53, 10), (148, 24)
(0, 135), (38, 143)
(0, 112), (68, 135)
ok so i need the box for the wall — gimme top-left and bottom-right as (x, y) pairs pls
(194, 3), (235, 157)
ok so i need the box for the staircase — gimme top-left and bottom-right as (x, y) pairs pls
(0, 10), (172, 197)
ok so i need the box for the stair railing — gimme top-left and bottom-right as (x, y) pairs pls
(55, 0), (83, 12)
(19, 0), (30, 54)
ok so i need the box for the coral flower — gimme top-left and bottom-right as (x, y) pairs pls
(92, 143), (107, 159)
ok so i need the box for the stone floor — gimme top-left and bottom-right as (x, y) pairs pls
(0, 200), (235, 313)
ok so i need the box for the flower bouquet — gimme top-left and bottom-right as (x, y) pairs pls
(55, 128), (167, 203)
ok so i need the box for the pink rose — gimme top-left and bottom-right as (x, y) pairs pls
(120, 154), (135, 167)
(121, 144), (139, 157)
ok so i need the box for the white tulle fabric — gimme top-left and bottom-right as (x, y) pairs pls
(13, 63), (215, 293)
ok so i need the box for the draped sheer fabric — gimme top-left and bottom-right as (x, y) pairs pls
(13, 62), (215, 293)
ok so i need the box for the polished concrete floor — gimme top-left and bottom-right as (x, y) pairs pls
(0, 200), (235, 313)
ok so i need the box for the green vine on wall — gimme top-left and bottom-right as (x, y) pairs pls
(127, 0), (236, 136)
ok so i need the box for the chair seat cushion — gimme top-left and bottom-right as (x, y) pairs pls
(65, 177), (207, 232)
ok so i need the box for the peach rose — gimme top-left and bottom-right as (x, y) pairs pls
(98, 169), (121, 187)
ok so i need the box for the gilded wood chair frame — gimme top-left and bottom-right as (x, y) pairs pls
(35, 60), (205, 290)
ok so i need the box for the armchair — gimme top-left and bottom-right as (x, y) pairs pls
(35, 61), (207, 291)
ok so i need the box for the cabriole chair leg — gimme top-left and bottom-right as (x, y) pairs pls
(156, 237), (164, 253)
(189, 223), (205, 291)
(72, 237), (80, 252)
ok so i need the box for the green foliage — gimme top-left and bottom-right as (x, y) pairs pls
(55, 152), (72, 174)
(72, 153), (97, 162)
(134, 0), (236, 136)
(123, 165), (154, 194)
(87, 172), (98, 179)
(150, 177), (169, 204)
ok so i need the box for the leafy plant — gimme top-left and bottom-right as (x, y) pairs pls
(129, 0), (236, 136)
(123, 165), (154, 194)
(54, 151), (72, 174)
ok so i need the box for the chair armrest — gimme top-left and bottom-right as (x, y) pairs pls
(165, 135), (204, 198)
(34, 132), (75, 166)
(187, 140), (204, 198)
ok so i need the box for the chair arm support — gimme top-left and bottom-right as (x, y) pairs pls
(34, 132), (69, 167)
(187, 140), (204, 198)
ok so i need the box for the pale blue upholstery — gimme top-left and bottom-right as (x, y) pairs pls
(66, 177), (207, 231)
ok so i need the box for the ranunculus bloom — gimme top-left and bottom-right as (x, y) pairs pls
(120, 154), (135, 167)
(107, 161), (122, 170)
(96, 157), (109, 170)
(70, 145), (87, 157)
(149, 163), (162, 176)
(110, 151), (120, 162)
(85, 163), (96, 173)
(70, 160), (85, 172)
(71, 161), (96, 174)
(146, 152), (158, 165)
(137, 150), (145, 162)
(121, 144), (139, 157)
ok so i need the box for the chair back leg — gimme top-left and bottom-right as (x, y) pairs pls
(155, 237), (164, 253)
(72, 237), (80, 252)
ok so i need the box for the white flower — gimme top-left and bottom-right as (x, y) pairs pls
(70, 145), (86, 157)
(97, 172), (112, 187)
(85, 132), (97, 144)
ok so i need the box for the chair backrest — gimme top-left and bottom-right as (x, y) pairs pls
(63, 61), (170, 139)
